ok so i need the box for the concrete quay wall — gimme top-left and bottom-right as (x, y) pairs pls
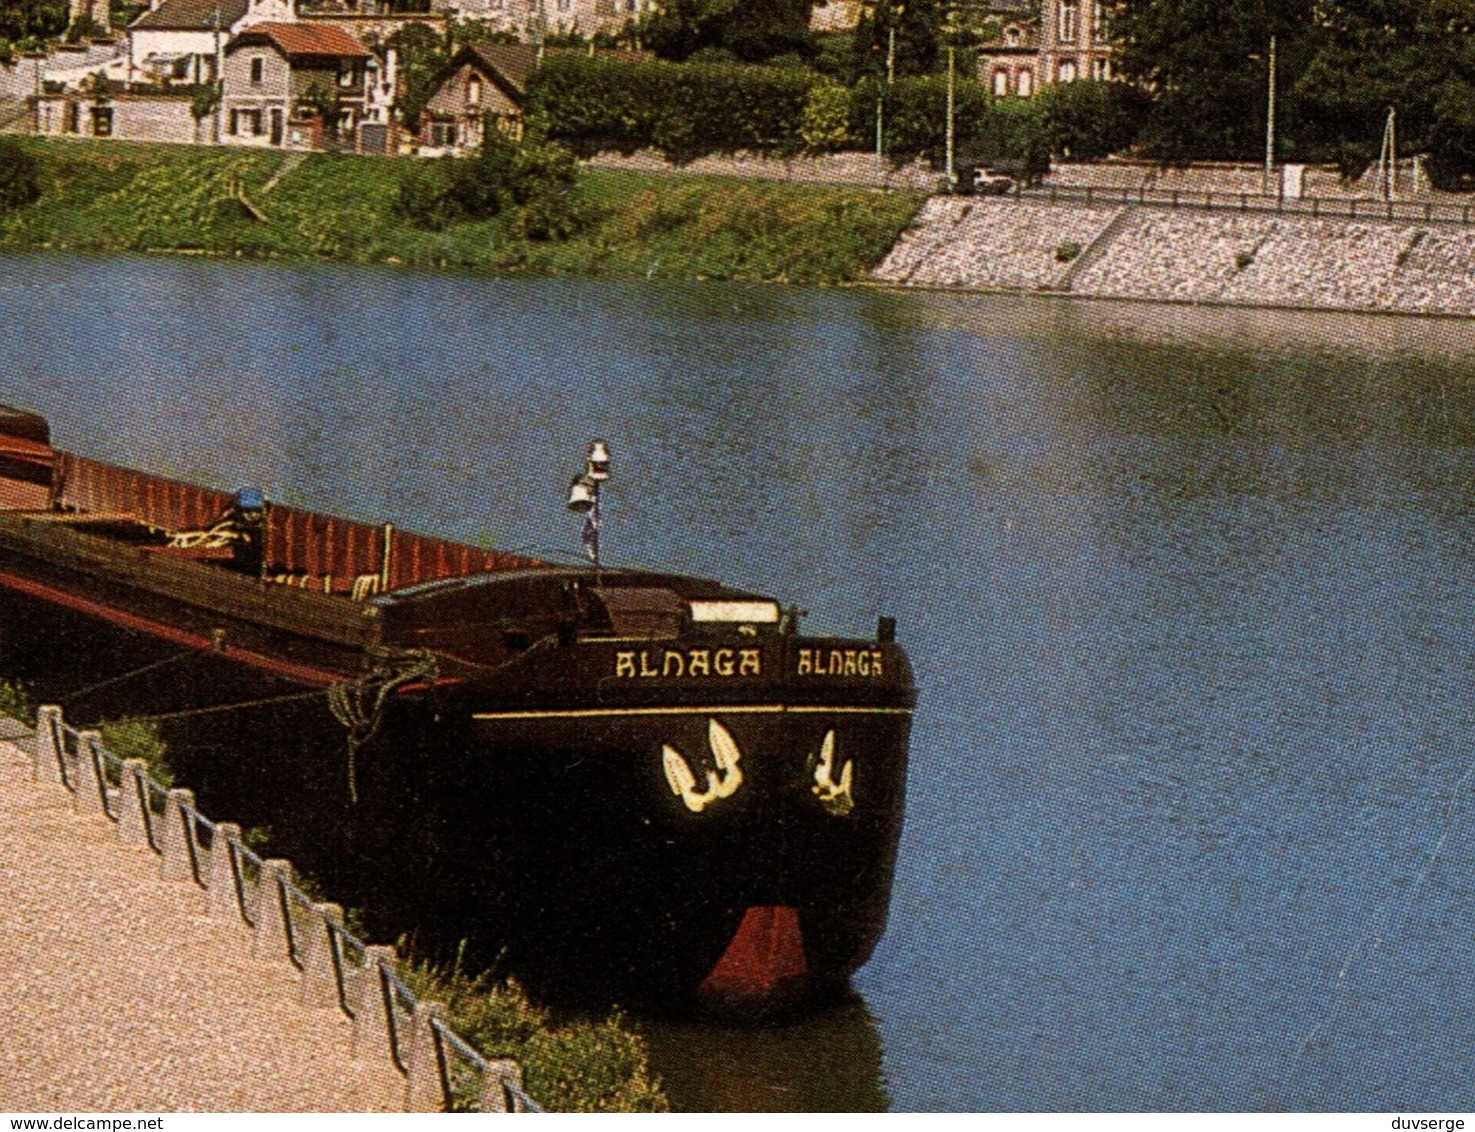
(876, 198), (1475, 317)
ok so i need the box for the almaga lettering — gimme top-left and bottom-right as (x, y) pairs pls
(796, 649), (885, 678)
(614, 648), (761, 678)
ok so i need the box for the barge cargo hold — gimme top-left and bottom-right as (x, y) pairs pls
(0, 406), (915, 1012)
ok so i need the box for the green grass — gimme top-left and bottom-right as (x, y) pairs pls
(0, 138), (925, 284)
(399, 950), (669, 1113)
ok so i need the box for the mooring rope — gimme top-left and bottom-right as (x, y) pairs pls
(108, 687), (334, 725)
(62, 649), (203, 705)
(327, 650), (439, 805)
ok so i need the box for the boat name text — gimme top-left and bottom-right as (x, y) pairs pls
(615, 648), (761, 679)
(796, 648), (885, 678)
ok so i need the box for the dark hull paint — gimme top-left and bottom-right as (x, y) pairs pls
(0, 503), (914, 1012)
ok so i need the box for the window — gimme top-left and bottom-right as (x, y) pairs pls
(1004, 24), (1021, 47)
(250, 56), (263, 84)
(428, 119), (458, 147)
(993, 69), (1008, 97)
(556, 0), (569, 10)
(91, 106), (113, 137)
(1058, 59), (1077, 82)
(467, 76), (481, 106)
(230, 108), (262, 135)
(64, 101), (79, 134)
(1059, 0), (1079, 43)
(1092, 56), (1109, 81)
(338, 65), (357, 89)
(1018, 68), (1033, 96)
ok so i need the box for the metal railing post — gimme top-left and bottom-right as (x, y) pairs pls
(116, 758), (152, 846)
(33, 705), (64, 786)
(405, 1000), (449, 1112)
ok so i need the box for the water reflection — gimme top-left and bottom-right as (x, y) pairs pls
(640, 995), (888, 1112)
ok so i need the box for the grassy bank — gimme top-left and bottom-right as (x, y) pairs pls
(0, 138), (924, 284)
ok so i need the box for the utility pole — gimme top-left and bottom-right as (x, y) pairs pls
(944, 0), (957, 192)
(1263, 33), (1276, 197)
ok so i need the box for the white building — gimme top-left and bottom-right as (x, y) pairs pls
(127, 0), (296, 87)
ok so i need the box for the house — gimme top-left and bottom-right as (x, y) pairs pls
(128, 0), (297, 87)
(976, 0), (1111, 97)
(417, 43), (534, 153)
(416, 43), (647, 154)
(220, 21), (373, 149)
(447, 0), (652, 41)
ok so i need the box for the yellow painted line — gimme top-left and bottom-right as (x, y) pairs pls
(472, 704), (914, 721)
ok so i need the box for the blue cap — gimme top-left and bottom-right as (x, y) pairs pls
(236, 487), (265, 510)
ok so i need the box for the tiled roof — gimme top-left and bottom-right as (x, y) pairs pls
(231, 21), (372, 57)
(131, 0), (250, 31)
(454, 43), (651, 96)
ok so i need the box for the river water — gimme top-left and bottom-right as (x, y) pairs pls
(3, 252), (1475, 1112)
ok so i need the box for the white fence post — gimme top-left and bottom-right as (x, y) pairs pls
(33, 705), (64, 785)
(205, 821), (245, 922)
(351, 944), (400, 1065)
(404, 1000), (448, 1113)
(479, 1059), (525, 1114)
(252, 858), (295, 962)
(115, 758), (151, 846)
(300, 901), (345, 1010)
(159, 787), (199, 884)
(72, 729), (107, 817)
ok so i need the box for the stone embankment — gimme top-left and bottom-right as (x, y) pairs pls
(876, 198), (1475, 317)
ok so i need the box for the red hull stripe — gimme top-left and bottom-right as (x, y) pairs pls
(697, 905), (809, 1002)
(0, 566), (344, 688)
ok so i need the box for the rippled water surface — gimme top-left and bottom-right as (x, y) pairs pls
(4, 253), (1475, 1111)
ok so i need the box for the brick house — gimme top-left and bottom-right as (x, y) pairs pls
(220, 21), (373, 148)
(976, 0), (1111, 96)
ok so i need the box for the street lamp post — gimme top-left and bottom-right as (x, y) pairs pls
(1263, 33), (1277, 197)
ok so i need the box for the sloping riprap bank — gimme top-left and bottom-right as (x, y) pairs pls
(876, 197), (1475, 317)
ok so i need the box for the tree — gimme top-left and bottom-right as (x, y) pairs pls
(852, 0), (941, 79)
(638, 0), (818, 63)
(1295, 0), (1475, 185)
(1105, 0), (1316, 161)
(388, 21), (450, 133)
(1037, 79), (1147, 160)
(0, 0), (68, 43)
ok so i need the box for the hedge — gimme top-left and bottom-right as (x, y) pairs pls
(526, 57), (1133, 173)
(526, 55), (816, 162)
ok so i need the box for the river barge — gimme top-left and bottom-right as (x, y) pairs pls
(0, 407), (914, 1012)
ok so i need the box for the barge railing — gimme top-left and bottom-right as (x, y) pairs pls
(30, 703), (542, 1114)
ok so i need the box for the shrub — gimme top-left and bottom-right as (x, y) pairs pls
(97, 718), (172, 787)
(395, 137), (588, 240)
(800, 80), (853, 152)
(1055, 240), (1081, 263)
(0, 139), (42, 215)
(0, 679), (33, 723)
